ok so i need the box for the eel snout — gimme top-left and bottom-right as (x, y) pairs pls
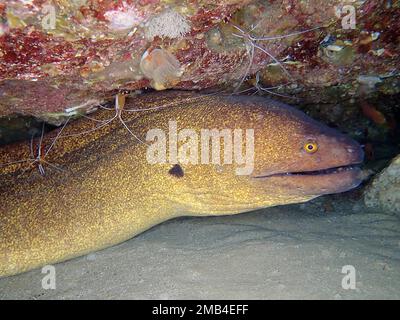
(252, 127), (364, 196)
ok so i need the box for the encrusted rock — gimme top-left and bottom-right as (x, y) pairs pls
(1, 0), (399, 121)
(364, 155), (400, 216)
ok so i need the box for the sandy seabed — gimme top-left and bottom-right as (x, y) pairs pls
(0, 195), (399, 300)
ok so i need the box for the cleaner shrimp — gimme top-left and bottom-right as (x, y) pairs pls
(0, 118), (70, 176)
(59, 90), (224, 142)
(234, 71), (299, 101)
(231, 23), (323, 94)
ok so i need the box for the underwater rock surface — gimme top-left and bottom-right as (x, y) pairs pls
(364, 154), (400, 216)
(0, 0), (399, 122)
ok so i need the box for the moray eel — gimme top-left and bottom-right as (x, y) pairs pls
(0, 91), (363, 277)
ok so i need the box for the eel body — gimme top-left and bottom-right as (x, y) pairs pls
(0, 91), (363, 277)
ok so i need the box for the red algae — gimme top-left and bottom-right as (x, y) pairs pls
(0, 0), (398, 120)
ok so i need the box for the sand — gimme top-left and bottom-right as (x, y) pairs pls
(0, 194), (399, 300)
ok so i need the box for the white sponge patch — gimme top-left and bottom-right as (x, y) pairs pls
(145, 9), (191, 40)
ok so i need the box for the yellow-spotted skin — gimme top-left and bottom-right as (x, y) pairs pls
(0, 91), (363, 277)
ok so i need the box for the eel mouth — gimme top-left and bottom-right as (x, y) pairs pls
(253, 164), (361, 179)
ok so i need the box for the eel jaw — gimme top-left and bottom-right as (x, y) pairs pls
(253, 164), (361, 179)
(251, 163), (364, 196)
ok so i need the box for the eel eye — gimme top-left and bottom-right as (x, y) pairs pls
(304, 141), (318, 154)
